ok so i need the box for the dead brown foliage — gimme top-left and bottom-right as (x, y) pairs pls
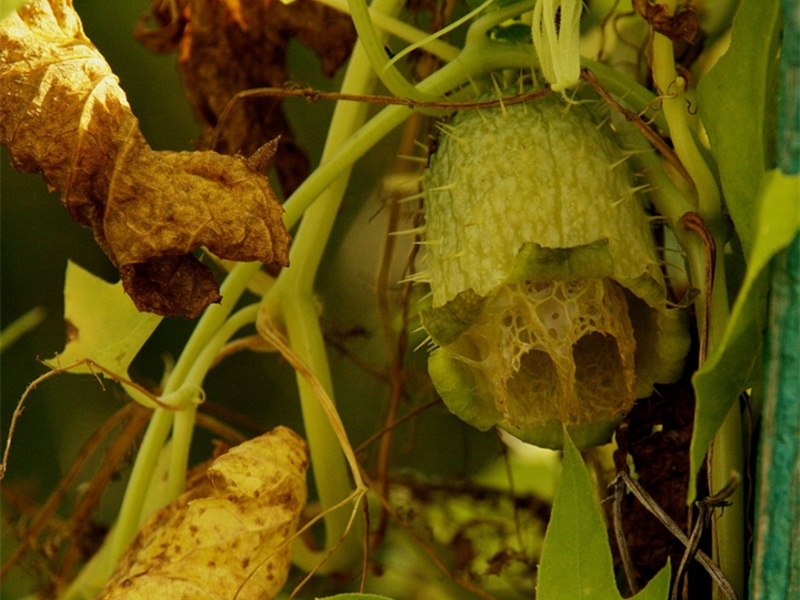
(135, 0), (357, 197)
(0, 0), (292, 318)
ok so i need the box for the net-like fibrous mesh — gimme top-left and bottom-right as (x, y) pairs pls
(455, 278), (637, 428)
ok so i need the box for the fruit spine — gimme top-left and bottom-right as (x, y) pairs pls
(420, 93), (690, 449)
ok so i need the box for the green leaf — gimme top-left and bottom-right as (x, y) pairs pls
(537, 430), (619, 599)
(690, 171), (800, 499)
(696, 0), (782, 257)
(631, 566), (672, 600)
(537, 430), (671, 600)
(46, 261), (162, 377)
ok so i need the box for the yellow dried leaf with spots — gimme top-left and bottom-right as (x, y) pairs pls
(99, 427), (308, 599)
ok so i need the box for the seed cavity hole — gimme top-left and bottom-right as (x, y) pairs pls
(454, 278), (638, 429)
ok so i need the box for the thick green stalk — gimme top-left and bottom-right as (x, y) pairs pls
(105, 408), (173, 572)
(104, 261), (262, 577)
(651, 0), (721, 221)
(316, 0), (460, 62)
(164, 261), (263, 395)
(269, 8), (538, 573)
(650, 3), (742, 597)
(277, 0), (406, 572)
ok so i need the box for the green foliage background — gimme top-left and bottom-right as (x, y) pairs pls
(0, 8), (499, 591)
(2, 1), (796, 598)
(1, 0), (198, 507)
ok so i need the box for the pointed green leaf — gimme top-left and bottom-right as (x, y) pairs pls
(690, 171), (800, 499)
(46, 261), (162, 377)
(537, 430), (670, 600)
(631, 562), (672, 600)
(536, 430), (621, 600)
(696, 0), (781, 257)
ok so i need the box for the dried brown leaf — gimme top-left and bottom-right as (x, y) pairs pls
(632, 0), (699, 44)
(135, 0), (357, 196)
(0, 0), (291, 318)
(100, 426), (309, 600)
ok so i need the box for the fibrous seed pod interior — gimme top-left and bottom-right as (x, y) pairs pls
(420, 93), (690, 449)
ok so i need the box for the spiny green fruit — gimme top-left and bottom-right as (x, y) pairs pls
(419, 93), (690, 450)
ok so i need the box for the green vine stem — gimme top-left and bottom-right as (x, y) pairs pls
(317, 0), (461, 62)
(103, 261), (262, 579)
(651, 2), (743, 597)
(83, 0), (734, 592)
(105, 408), (173, 574)
(0, 306), (46, 352)
(262, 2), (541, 573)
(270, 0), (409, 573)
(651, 1), (721, 221)
(345, 0), (444, 107)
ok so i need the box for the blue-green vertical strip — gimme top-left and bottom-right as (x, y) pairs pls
(752, 237), (800, 600)
(751, 1), (800, 599)
(778, 0), (800, 174)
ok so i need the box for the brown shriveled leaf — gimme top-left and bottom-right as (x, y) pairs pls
(0, 0), (291, 318)
(135, 0), (357, 196)
(100, 426), (309, 600)
(632, 0), (699, 44)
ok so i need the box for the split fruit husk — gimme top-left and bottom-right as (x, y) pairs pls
(420, 94), (690, 450)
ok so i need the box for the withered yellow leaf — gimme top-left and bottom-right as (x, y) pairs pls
(100, 426), (308, 599)
(0, 0), (291, 318)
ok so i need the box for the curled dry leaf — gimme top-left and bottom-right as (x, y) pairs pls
(0, 0), (291, 318)
(100, 426), (309, 600)
(135, 0), (357, 196)
(632, 0), (699, 44)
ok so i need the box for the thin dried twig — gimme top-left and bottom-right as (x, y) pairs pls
(355, 398), (440, 454)
(210, 85), (553, 149)
(580, 68), (695, 187)
(257, 322), (370, 593)
(612, 476), (640, 594)
(614, 471), (739, 600)
(0, 403), (148, 581)
(0, 359), (171, 483)
(671, 476), (739, 600)
(58, 405), (153, 583)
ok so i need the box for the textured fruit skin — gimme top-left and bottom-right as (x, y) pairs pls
(425, 96), (659, 306)
(421, 94), (690, 449)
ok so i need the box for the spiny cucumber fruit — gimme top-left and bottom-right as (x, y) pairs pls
(419, 93), (690, 450)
